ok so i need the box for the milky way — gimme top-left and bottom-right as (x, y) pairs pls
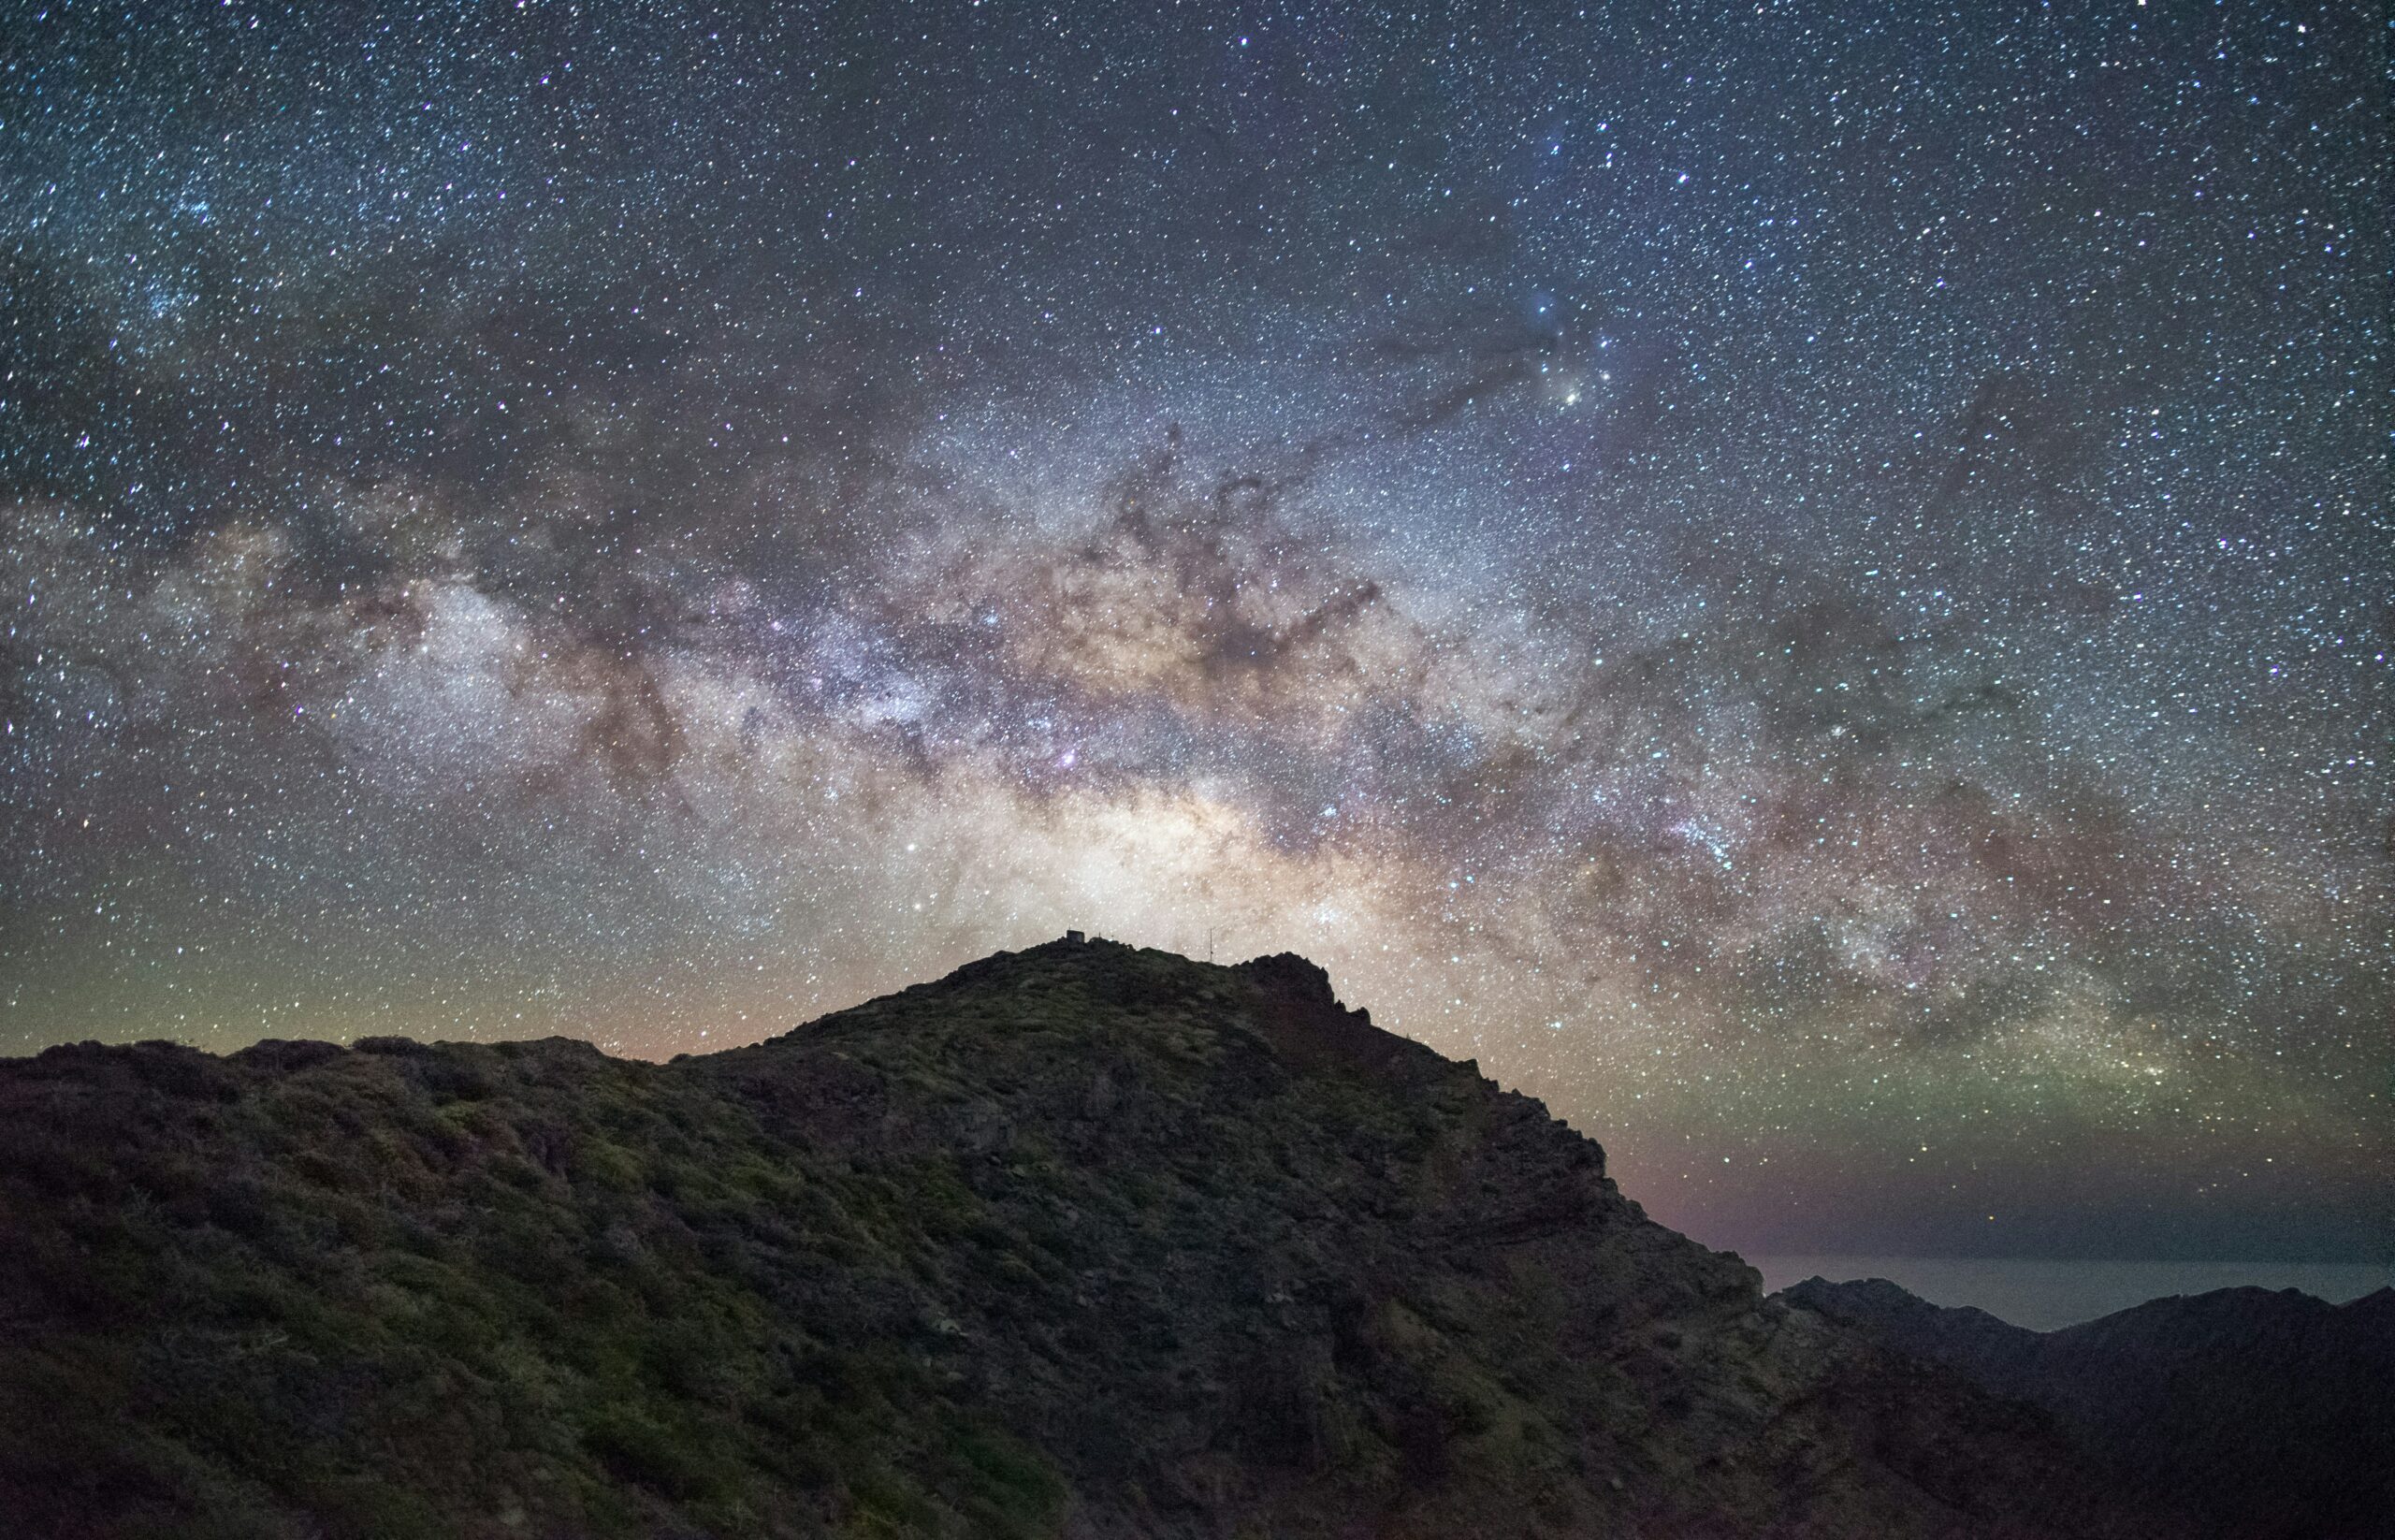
(1, 2), (2384, 1259)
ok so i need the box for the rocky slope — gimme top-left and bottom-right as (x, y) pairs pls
(1781, 1276), (2395, 1540)
(2, 937), (2157, 1538)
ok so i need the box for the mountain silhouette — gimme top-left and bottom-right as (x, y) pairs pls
(4, 937), (2181, 1536)
(1781, 1275), (2395, 1540)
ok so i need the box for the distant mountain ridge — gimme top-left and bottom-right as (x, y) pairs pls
(0, 937), (2186, 1536)
(1780, 1275), (2395, 1540)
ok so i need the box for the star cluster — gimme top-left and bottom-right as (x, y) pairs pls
(1, 0), (2383, 1259)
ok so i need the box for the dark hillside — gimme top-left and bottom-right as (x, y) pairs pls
(1781, 1276), (2395, 1540)
(1, 937), (2153, 1538)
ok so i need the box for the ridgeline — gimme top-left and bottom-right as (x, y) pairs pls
(4, 937), (2171, 1537)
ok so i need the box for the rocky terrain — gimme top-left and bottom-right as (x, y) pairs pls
(2, 937), (2167, 1537)
(1782, 1275), (2395, 1540)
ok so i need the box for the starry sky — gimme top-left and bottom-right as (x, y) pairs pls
(1, 1), (2385, 1262)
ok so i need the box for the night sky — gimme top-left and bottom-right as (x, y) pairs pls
(2, 2), (2384, 1263)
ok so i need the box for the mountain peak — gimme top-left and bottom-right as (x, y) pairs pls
(3, 945), (2159, 1538)
(803, 936), (1473, 1104)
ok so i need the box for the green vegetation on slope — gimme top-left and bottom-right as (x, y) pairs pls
(0, 940), (2142, 1538)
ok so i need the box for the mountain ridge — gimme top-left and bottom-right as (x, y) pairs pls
(1778, 1273), (2395, 1540)
(5, 936), (2163, 1537)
